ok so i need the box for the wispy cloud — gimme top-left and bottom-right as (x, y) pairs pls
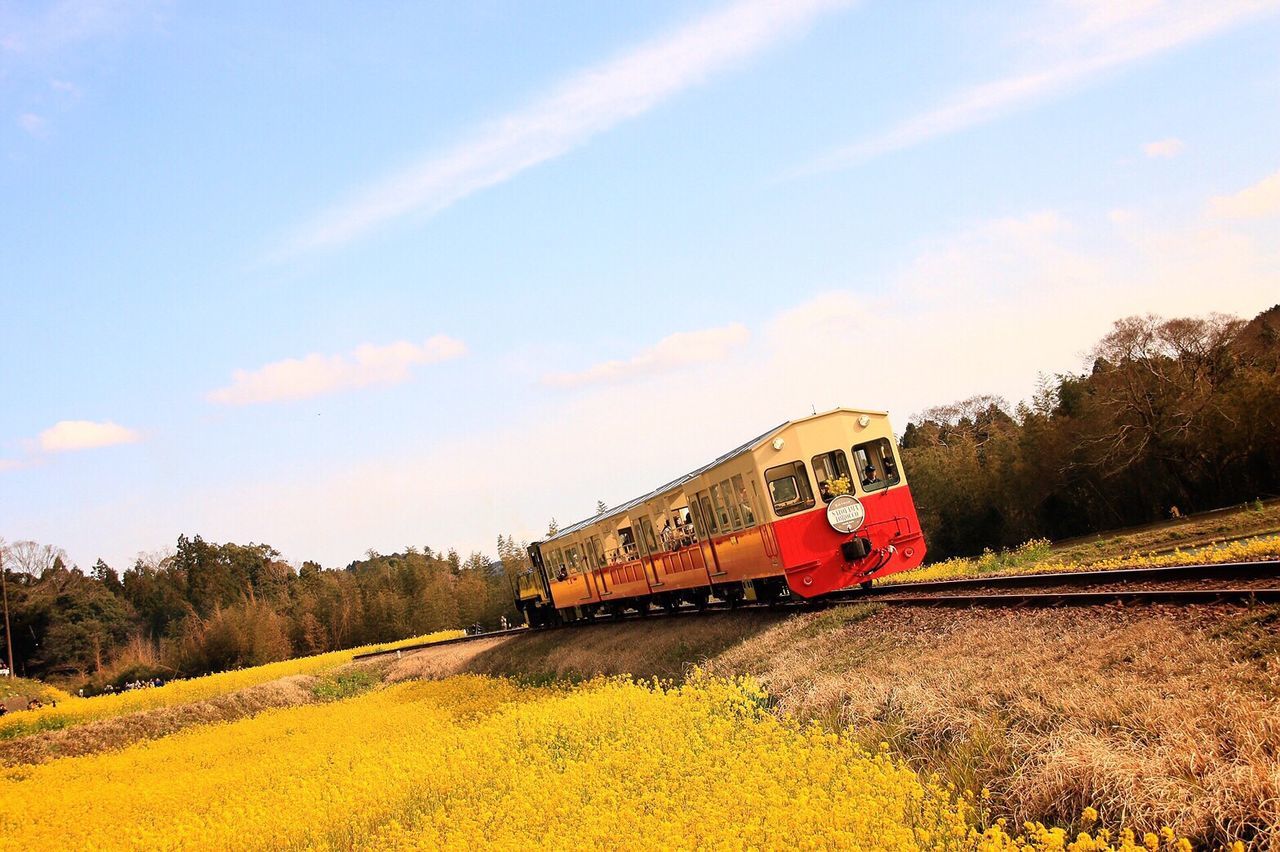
(275, 0), (851, 258)
(0, 0), (160, 57)
(39, 420), (141, 452)
(17, 112), (47, 137)
(1209, 169), (1280, 219)
(793, 0), (1278, 174)
(542, 323), (749, 388)
(1143, 137), (1183, 158)
(208, 336), (467, 405)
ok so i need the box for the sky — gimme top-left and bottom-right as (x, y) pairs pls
(2, 0), (1279, 570)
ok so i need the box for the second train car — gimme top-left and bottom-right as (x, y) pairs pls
(514, 407), (926, 625)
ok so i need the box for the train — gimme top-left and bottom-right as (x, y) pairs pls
(513, 407), (927, 626)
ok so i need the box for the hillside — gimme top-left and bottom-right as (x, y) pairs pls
(384, 603), (1278, 847)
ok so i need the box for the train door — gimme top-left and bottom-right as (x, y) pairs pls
(693, 490), (725, 577)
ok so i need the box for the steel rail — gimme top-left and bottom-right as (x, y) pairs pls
(855, 588), (1280, 608)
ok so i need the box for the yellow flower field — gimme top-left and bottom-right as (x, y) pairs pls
(884, 535), (1280, 586)
(0, 673), (1190, 851)
(0, 630), (462, 740)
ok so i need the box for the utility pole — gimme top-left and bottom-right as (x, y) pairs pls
(1, 544), (13, 677)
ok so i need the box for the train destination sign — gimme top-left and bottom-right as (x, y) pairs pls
(826, 494), (866, 533)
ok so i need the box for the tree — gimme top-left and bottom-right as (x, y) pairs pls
(91, 559), (124, 597)
(596, 500), (609, 515)
(6, 540), (70, 579)
(546, 518), (559, 536)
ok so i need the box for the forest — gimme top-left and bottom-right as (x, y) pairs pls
(1, 306), (1276, 687)
(0, 536), (524, 688)
(901, 307), (1279, 558)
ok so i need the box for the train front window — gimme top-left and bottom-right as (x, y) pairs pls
(812, 450), (852, 503)
(853, 438), (901, 493)
(765, 461), (815, 516)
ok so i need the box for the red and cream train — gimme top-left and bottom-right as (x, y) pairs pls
(514, 408), (927, 625)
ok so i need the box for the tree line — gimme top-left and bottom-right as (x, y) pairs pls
(900, 307), (1280, 559)
(0, 534), (527, 688)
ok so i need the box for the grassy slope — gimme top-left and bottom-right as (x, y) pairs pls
(383, 603), (1280, 848)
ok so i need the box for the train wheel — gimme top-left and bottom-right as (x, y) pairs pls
(635, 600), (650, 617)
(860, 580), (873, 591)
(692, 590), (709, 611)
(662, 595), (679, 614)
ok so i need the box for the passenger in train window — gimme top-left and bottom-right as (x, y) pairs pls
(661, 519), (675, 549)
(557, 566), (568, 581)
(862, 463), (880, 487)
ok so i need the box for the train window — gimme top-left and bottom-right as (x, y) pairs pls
(731, 474), (757, 527)
(548, 548), (564, 577)
(718, 479), (744, 530)
(637, 516), (659, 555)
(765, 461), (815, 516)
(812, 450), (852, 503)
(617, 527), (637, 560)
(587, 535), (605, 568)
(698, 492), (720, 535)
(688, 502), (707, 540)
(673, 506), (697, 546)
(852, 438), (901, 493)
(564, 545), (583, 574)
(709, 484), (733, 531)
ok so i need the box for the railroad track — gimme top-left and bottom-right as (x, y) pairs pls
(353, 560), (1280, 660)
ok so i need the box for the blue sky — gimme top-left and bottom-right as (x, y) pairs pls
(3, 0), (1279, 570)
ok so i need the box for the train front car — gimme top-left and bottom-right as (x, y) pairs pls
(532, 408), (927, 622)
(755, 409), (926, 597)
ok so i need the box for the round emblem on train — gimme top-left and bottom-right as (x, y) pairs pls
(826, 494), (866, 533)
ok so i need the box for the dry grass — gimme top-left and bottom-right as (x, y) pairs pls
(0, 675), (319, 766)
(705, 604), (1280, 849)
(1052, 499), (1280, 561)
(389, 612), (786, 684)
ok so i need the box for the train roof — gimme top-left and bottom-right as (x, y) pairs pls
(543, 407), (887, 544)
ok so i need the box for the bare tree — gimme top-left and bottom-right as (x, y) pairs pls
(6, 540), (70, 579)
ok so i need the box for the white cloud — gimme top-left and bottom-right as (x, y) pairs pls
(794, 0), (1277, 173)
(1143, 137), (1183, 158)
(1, 0), (160, 57)
(50, 79), (82, 97)
(207, 336), (467, 405)
(276, 0), (851, 257)
(541, 323), (750, 388)
(17, 113), (47, 136)
(39, 420), (141, 452)
(1209, 169), (1280, 219)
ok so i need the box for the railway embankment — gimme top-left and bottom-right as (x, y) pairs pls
(385, 601), (1280, 846)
